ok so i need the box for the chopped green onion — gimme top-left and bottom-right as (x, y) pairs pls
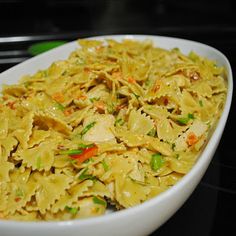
(60, 149), (83, 155)
(145, 79), (151, 86)
(175, 154), (180, 159)
(114, 118), (124, 126)
(89, 97), (100, 103)
(133, 93), (140, 99)
(95, 207), (100, 213)
(24, 82), (30, 88)
(62, 70), (67, 76)
(177, 117), (189, 125)
(92, 196), (107, 207)
(107, 102), (115, 114)
(15, 188), (24, 197)
(101, 160), (109, 172)
(65, 206), (79, 215)
(36, 156), (42, 169)
(150, 153), (164, 171)
(69, 159), (78, 164)
(177, 113), (194, 125)
(79, 168), (96, 181)
(171, 143), (176, 151)
(199, 100), (203, 107)
(55, 102), (65, 111)
(188, 113), (195, 119)
(147, 128), (156, 137)
(80, 122), (96, 136)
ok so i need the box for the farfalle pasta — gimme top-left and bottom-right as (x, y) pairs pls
(0, 39), (227, 221)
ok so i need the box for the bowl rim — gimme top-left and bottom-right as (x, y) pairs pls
(0, 34), (233, 228)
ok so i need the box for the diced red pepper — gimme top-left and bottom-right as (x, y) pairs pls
(128, 77), (136, 83)
(70, 145), (98, 164)
(186, 132), (198, 146)
(15, 197), (21, 202)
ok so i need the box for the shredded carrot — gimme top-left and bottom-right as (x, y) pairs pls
(94, 101), (105, 112)
(63, 108), (74, 116)
(128, 77), (136, 84)
(116, 103), (127, 111)
(84, 67), (90, 73)
(96, 46), (104, 52)
(52, 92), (65, 103)
(14, 197), (21, 202)
(2, 95), (8, 101)
(70, 145), (98, 164)
(77, 95), (87, 100)
(152, 80), (162, 93)
(7, 101), (16, 110)
(186, 132), (198, 146)
(164, 97), (168, 106)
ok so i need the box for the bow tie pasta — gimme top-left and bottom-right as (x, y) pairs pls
(0, 39), (227, 221)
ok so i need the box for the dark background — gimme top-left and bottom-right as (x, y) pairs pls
(0, 0), (235, 235)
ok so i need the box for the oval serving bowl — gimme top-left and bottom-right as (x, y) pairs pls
(0, 35), (233, 236)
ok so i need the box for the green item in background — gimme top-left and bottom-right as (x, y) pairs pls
(28, 41), (67, 56)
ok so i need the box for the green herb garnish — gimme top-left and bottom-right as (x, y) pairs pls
(62, 70), (67, 76)
(199, 100), (203, 107)
(177, 117), (189, 125)
(65, 206), (79, 215)
(36, 156), (42, 169)
(60, 149), (83, 155)
(15, 188), (24, 197)
(147, 128), (156, 137)
(171, 143), (176, 151)
(150, 153), (164, 171)
(80, 122), (96, 136)
(79, 168), (96, 181)
(69, 159), (78, 164)
(177, 113), (194, 125)
(101, 160), (109, 172)
(188, 113), (195, 119)
(89, 97), (100, 103)
(145, 79), (151, 86)
(107, 102), (115, 114)
(92, 196), (107, 207)
(114, 118), (125, 126)
(24, 82), (30, 88)
(55, 102), (65, 111)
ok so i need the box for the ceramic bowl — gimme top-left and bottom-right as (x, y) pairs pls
(0, 35), (233, 236)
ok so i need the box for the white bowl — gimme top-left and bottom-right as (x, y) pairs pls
(0, 35), (233, 236)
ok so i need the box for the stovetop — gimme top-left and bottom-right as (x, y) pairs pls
(0, 1), (235, 235)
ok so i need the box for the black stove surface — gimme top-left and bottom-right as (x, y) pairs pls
(0, 1), (236, 235)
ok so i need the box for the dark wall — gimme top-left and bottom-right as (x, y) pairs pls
(0, 0), (235, 35)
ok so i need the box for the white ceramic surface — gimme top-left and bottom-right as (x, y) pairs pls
(0, 35), (233, 236)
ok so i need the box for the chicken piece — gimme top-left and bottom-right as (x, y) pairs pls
(174, 120), (208, 151)
(83, 114), (115, 142)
